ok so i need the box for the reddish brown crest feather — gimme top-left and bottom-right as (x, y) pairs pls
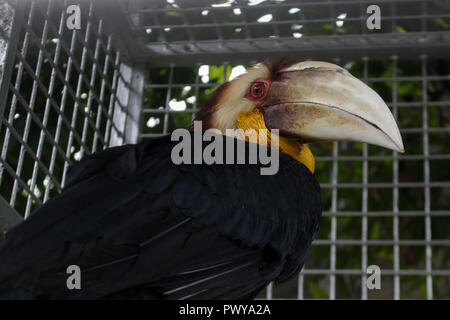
(263, 59), (295, 80)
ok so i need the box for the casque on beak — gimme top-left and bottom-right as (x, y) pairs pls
(261, 61), (404, 153)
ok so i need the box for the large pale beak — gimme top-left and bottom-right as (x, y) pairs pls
(261, 61), (404, 152)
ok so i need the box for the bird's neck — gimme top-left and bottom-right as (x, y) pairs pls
(235, 108), (315, 173)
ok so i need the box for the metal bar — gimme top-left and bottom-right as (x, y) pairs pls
(330, 141), (338, 299)
(39, 9), (122, 81)
(266, 282), (273, 300)
(314, 154), (450, 161)
(12, 38), (111, 144)
(392, 56), (401, 300)
(45, 18), (77, 198)
(142, 9), (437, 22)
(204, 8), (224, 50)
(139, 27), (450, 43)
(11, 39), (93, 152)
(400, 128), (450, 133)
(124, 64), (145, 144)
(147, 9), (173, 54)
(361, 57), (369, 300)
(162, 64), (174, 134)
(297, 272), (304, 300)
(25, 0), (63, 217)
(7, 81), (73, 165)
(313, 239), (450, 246)
(422, 55), (433, 300)
(135, 35), (450, 67)
(0, 0), (35, 185)
(141, 108), (450, 119)
(145, 81), (450, 93)
(146, 83), (232, 89)
(146, 79), (450, 88)
(17, 45), (123, 147)
(321, 210), (450, 217)
(177, 5), (197, 54)
(105, 51), (121, 147)
(128, 0), (426, 14)
(68, 23), (126, 96)
(0, 114), (63, 190)
(421, 0), (427, 33)
(0, 156), (41, 205)
(92, 33), (113, 152)
(10, 0), (51, 209)
(191, 64), (200, 121)
(61, 2), (94, 187)
(79, 17), (104, 159)
(94, 0), (146, 62)
(109, 62), (132, 147)
(300, 269), (450, 276)
(320, 182), (450, 188)
(28, 18), (124, 105)
(0, 0), (25, 225)
(135, 13), (450, 32)
(10, 44), (145, 147)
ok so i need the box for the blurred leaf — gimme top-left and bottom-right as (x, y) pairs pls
(308, 282), (329, 299)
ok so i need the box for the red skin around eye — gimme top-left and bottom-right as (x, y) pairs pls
(245, 78), (272, 107)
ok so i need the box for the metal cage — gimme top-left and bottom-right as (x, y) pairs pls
(0, 0), (449, 299)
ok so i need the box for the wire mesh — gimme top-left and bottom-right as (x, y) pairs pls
(0, 0), (126, 220)
(120, 0), (450, 65)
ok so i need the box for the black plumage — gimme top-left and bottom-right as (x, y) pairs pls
(0, 134), (322, 299)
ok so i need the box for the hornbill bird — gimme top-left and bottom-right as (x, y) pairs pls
(0, 60), (403, 299)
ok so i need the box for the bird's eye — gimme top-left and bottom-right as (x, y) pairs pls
(246, 79), (271, 104)
(250, 82), (266, 99)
